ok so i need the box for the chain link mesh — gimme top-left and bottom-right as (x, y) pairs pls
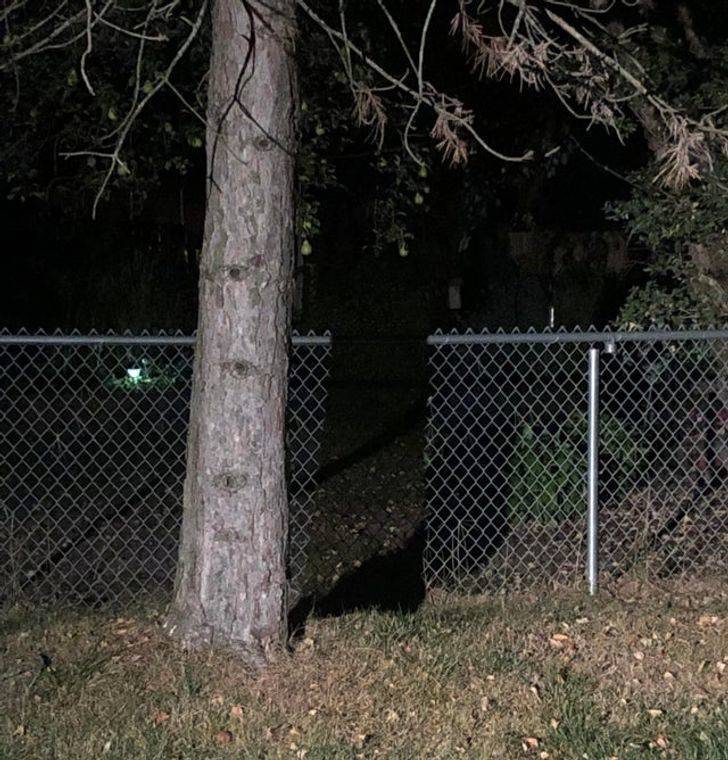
(0, 330), (330, 607)
(286, 336), (331, 591)
(425, 329), (728, 592)
(4, 327), (725, 606)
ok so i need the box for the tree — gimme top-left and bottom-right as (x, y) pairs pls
(163, 0), (297, 661)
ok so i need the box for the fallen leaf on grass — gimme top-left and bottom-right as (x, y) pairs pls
(215, 730), (233, 745)
(698, 615), (719, 627)
(647, 708), (663, 717)
(350, 733), (371, 749)
(230, 704), (244, 721)
(153, 711), (170, 726)
(522, 736), (539, 752)
(549, 633), (571, 649)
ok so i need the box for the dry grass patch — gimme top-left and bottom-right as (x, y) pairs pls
(1, 575), (726, 759)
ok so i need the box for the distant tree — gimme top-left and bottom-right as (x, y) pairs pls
(608, 3), (728, 326)
(3, 0), (726, 666)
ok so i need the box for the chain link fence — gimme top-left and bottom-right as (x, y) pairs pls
(0, 330), (330, 607)
(4, 327), (726, 608)
(425, 328), (728, 593)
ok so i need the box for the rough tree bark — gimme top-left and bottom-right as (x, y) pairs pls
(165, 0), (297, 666)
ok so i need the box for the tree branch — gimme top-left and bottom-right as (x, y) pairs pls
(62, 0), (210, 218)
(297, 0), (533, 163)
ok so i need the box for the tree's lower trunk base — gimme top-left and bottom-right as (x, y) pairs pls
(163, 609), (279, 669)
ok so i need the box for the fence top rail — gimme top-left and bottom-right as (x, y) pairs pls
(427, 328), (728, 346)
(0, 332), (331, 347)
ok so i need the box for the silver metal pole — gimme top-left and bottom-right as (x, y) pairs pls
(587, 346), (600, 596)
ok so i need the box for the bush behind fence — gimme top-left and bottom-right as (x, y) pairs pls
(425, 329), (728, 592)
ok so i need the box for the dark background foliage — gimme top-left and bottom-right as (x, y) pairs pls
(1, 0), (725, 333)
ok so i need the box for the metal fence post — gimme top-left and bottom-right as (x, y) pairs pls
(587, 345), (600, 595)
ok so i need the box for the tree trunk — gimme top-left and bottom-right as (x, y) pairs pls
(165, 0), (297, 666)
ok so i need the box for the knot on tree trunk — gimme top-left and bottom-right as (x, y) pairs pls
(223, 359), (256, 378)
(253, 135), (273, 151)
(213, 470), (248, 492)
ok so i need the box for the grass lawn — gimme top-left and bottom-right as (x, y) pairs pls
(1, 575), (726, 759)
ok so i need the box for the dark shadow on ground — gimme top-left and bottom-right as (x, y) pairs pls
(289, 526), (426, 635)
(314, 399), (426, 487)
